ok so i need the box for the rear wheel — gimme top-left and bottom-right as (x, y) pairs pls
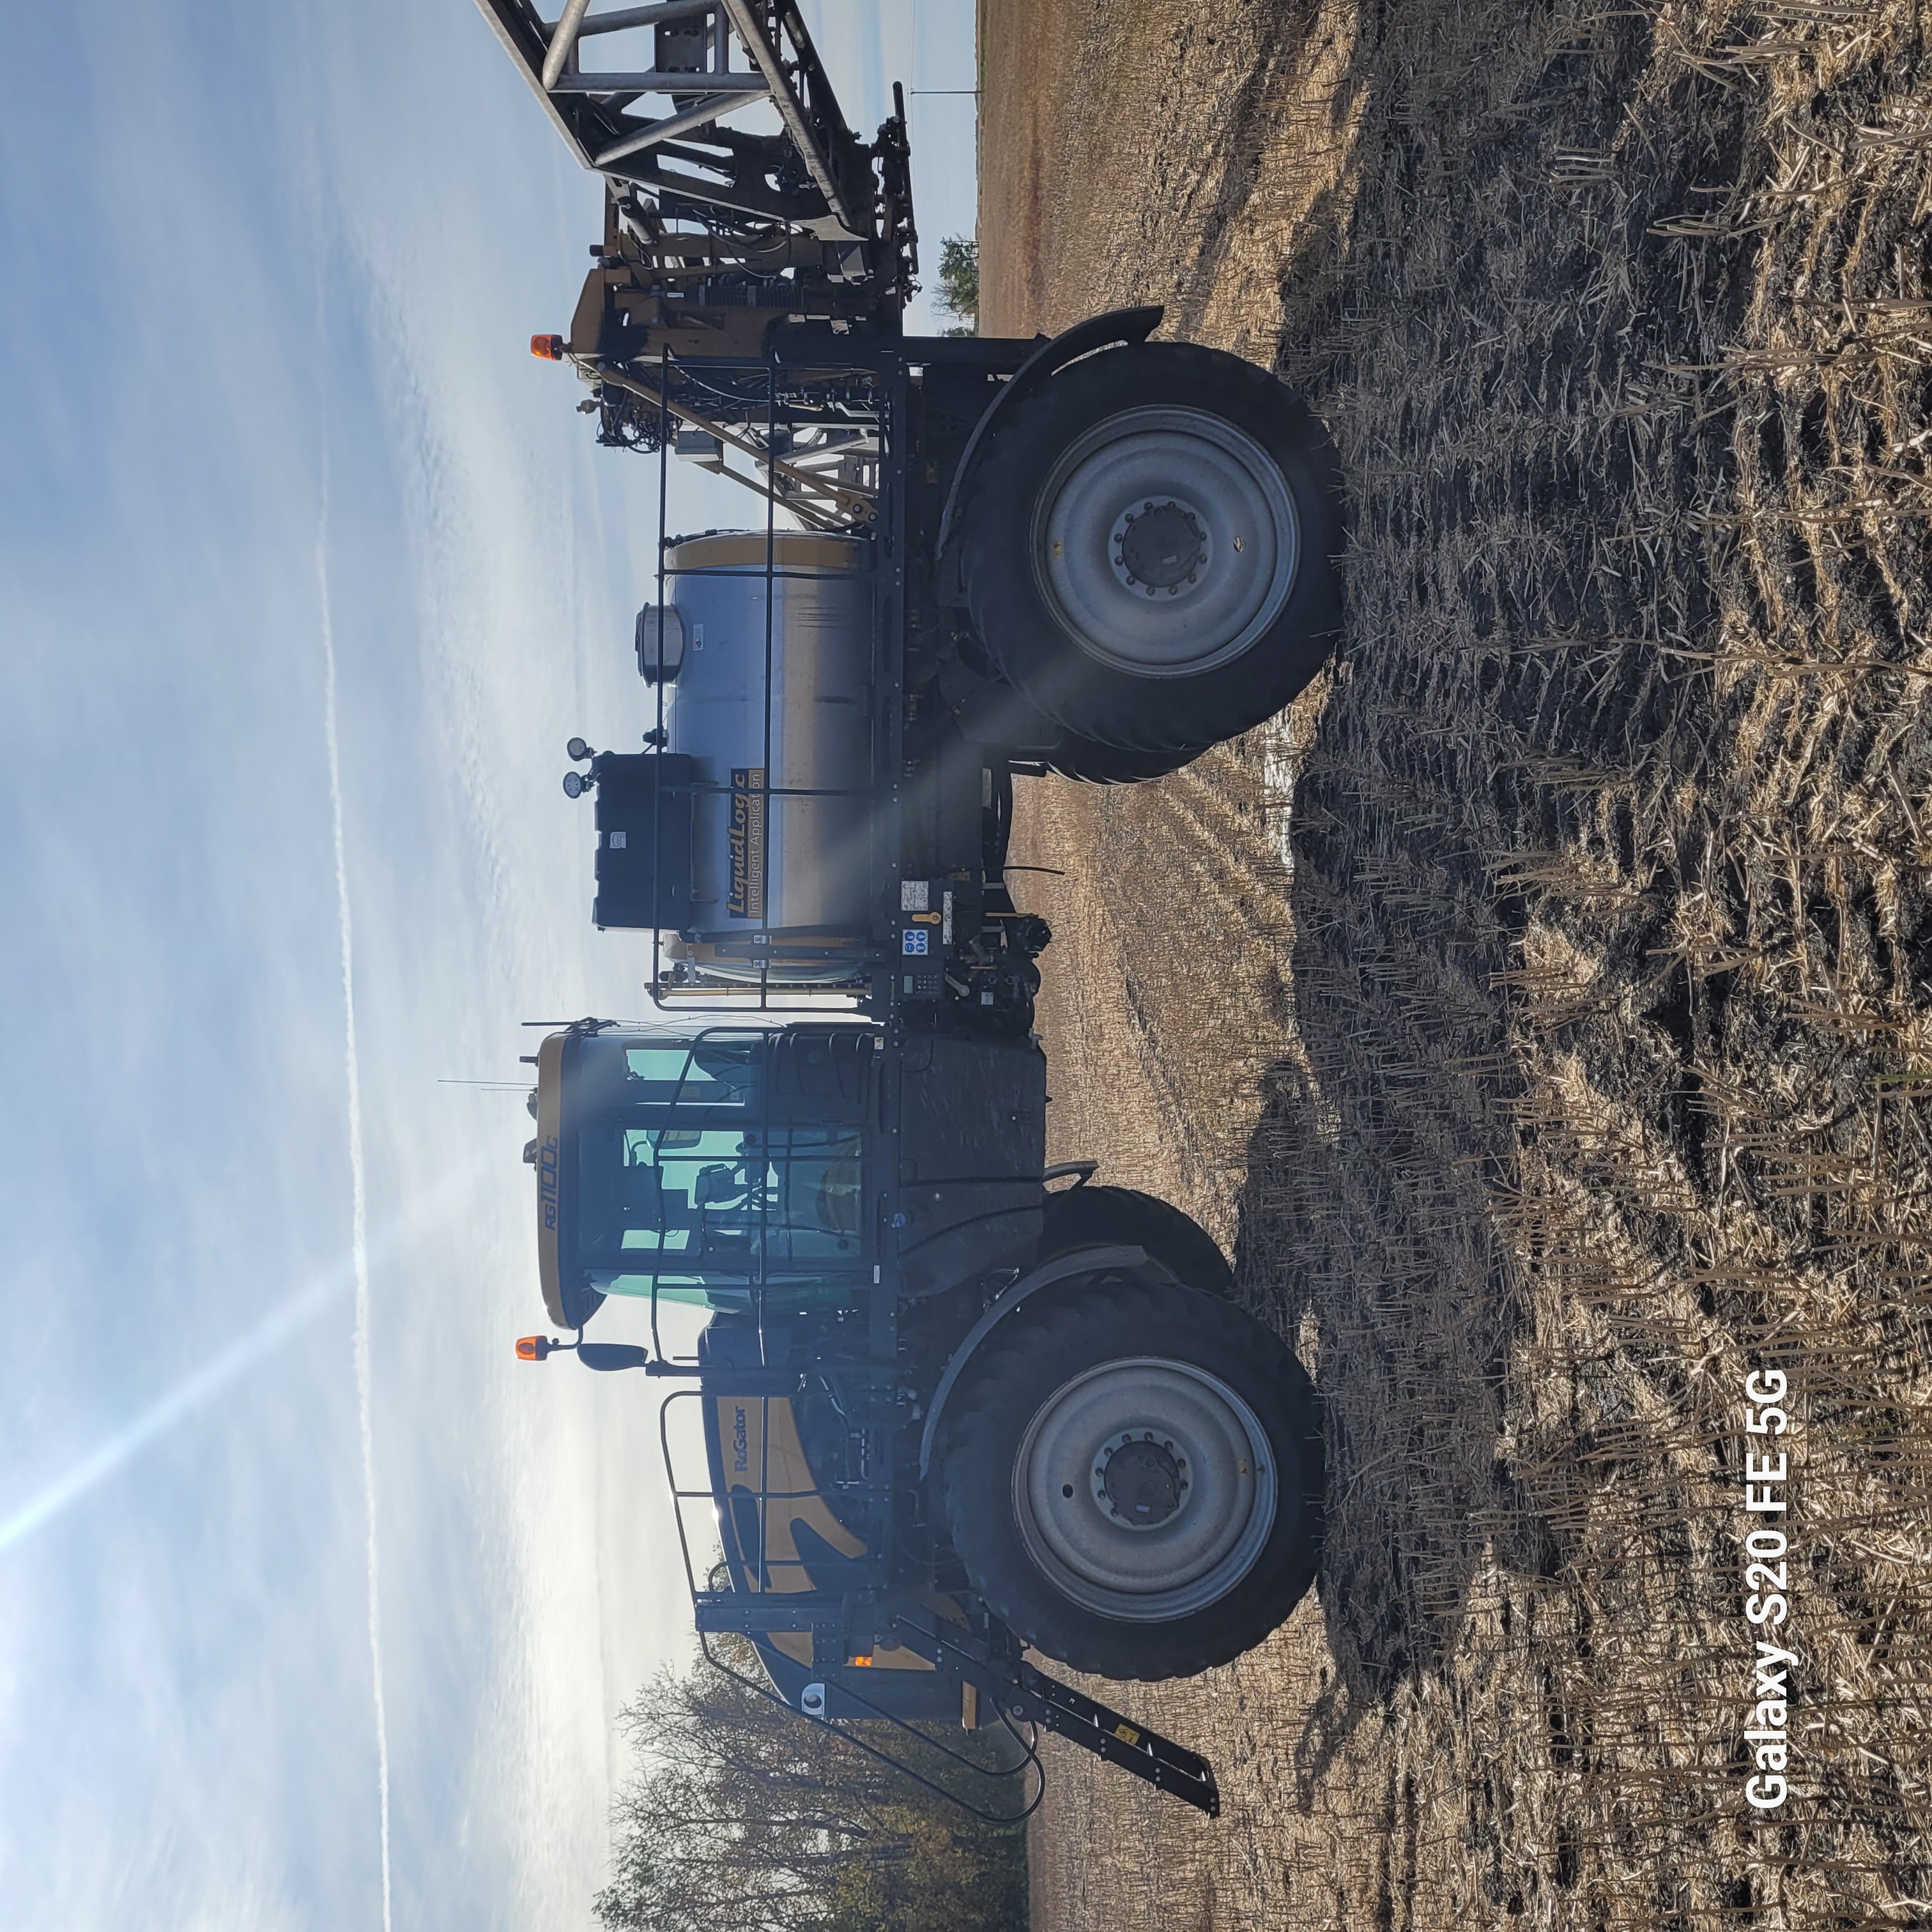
(958, 342), (1344, 756)
(1041, 1184), (1234, 1294)
(939, 1277), (1324, 1680)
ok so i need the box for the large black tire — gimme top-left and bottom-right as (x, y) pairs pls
(1042, 735), (1201, 784)
(939, 1278), (1324, 1680)
(957, 342), (1345, 756)
(1041, 1185), (1234, 1295)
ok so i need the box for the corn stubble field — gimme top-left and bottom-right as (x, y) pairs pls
(981, 2), (1932, 1926)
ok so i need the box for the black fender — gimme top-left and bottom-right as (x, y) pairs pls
(916, 1242), (1151, 1478)
(932, 305), (1165, 568)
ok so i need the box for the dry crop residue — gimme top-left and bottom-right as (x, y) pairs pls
(984, 3), (1932, 1928)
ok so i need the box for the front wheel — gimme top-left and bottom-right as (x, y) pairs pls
(958, 342), (1345, 756)
(1040, 1184), (1234, 1294)
(939, 1277), (1324, 1680)
(1042, 733), (1200, 784)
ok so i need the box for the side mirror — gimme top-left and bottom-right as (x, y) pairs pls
(517, 1335), (652, 1372)
(576, 1343), (652, 1373)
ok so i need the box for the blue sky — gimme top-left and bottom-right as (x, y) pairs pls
(0, 4), (976, 1926)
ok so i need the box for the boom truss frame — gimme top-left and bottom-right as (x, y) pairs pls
(475, 0), (917, 514)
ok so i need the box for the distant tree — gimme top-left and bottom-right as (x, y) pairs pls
(933, 236), (979, 336)
(593, 1647), (1025, 1932)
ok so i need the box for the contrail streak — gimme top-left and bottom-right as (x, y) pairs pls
(319, 464), (394, 1932)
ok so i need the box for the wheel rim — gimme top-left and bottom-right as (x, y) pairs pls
(1031, 406), (1300, 678)
(1011, 1356), (1278, 1621)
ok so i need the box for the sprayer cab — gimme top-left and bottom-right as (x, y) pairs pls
(527, 1016), (1046, 1336)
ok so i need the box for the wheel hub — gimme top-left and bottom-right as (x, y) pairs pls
(1012, 1356), (1279, 1621)
(1030, 404), (1301, 678)
(1112, 499), (1209, 596)
(1094, 1434), (1188, 1527)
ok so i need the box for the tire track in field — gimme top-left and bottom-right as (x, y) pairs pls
(1014, 745), (1299, 1251)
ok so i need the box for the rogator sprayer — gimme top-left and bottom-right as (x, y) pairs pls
(480, 0), (1343, 1813)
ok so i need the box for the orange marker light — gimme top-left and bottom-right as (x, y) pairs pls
(530, 334), (565, 362)
(517, 1335), (553, 1361)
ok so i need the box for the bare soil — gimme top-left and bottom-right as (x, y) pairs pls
(981, 3), (1932, 1927)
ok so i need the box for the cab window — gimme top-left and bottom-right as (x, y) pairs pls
(622, 1042), (758, 1107)
(574, 1121), (864, 1269)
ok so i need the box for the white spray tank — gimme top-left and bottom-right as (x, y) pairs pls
(589, 530), (875, 985)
